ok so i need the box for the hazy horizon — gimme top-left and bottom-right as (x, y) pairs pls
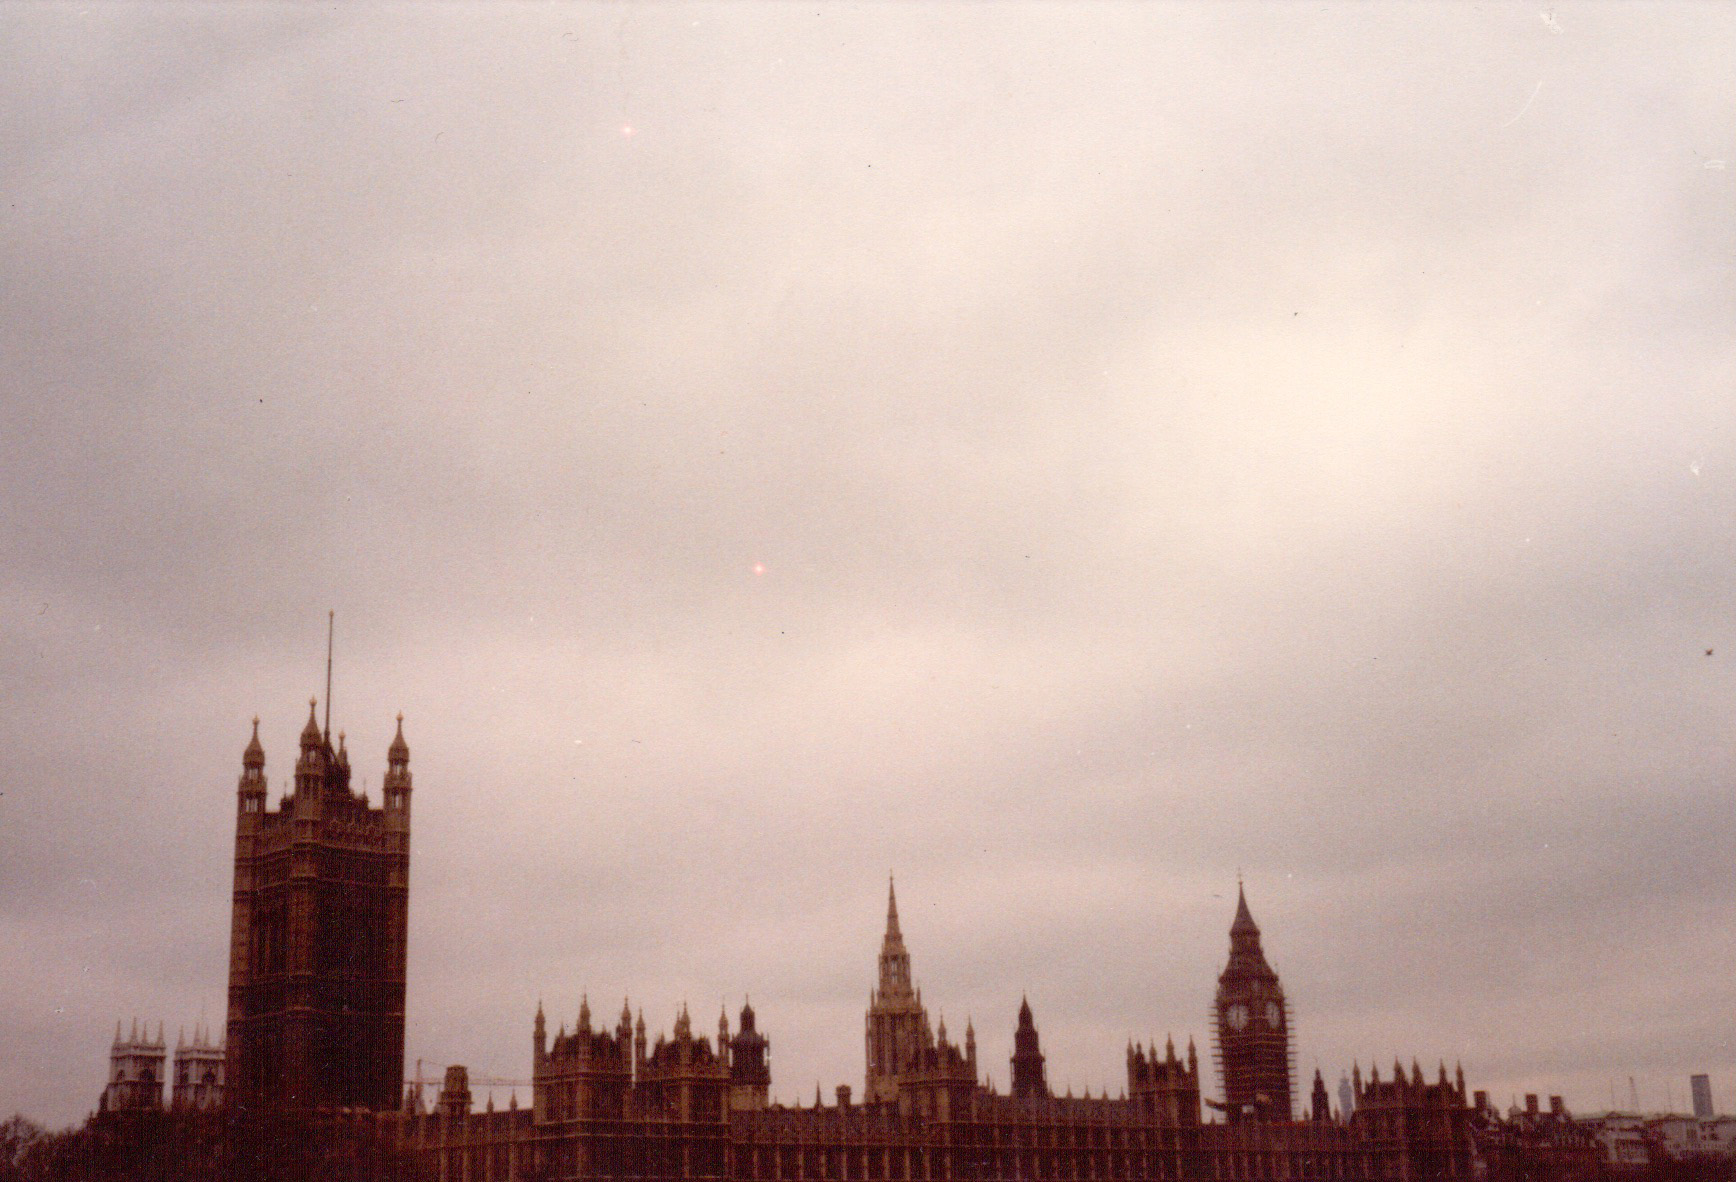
(2, 2), (1732, 1131)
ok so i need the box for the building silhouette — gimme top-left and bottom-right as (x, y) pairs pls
(224, 703), (412, 1115)
(90, 705), (1492, 1180)
(1009, 996), (1047, 1101)
(1211, 883), (1294, 1122)
(389, 889), (1476, 1181)
(1691, 1074), (1714, 1120)
(726, 1000), (772, 1113)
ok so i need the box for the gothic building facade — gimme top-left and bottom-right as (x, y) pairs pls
(393, 889), (1474, 1182)
(172, 705), (1485, 1181)
(224, 702), (413, 1116)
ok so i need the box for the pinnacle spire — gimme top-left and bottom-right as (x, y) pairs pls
(300, 698), (323, 748)
(243, 716), (265, 768)
(876, 873), (914, 997)
(1222, 879), (1276, 981)
(1231, 880), (1259, 938)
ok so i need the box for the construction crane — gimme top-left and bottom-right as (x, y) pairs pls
(410, 1060), (532, 1091)
(467, 1075), (534, 1089)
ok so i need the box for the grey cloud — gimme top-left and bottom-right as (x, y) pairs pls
(3, 0), (1734, 1131)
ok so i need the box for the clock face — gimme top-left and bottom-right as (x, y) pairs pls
(1265, 1001), (1282, 1027)
(1226, 1003), (1249, 1031)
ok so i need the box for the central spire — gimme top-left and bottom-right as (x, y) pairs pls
(878, 874), (912, 996)
(865, 876), (930, 1104)
(884, 875), (903, 945)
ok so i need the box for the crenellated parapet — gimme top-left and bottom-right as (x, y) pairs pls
(637, 1004), (731, 1124)
(1127, 1034), (1202, 1125)
(532, 996), (635, 1124)
(893, 1018), (978, 1122)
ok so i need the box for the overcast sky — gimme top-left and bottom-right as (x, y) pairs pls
(3, 2), (1733, 1132)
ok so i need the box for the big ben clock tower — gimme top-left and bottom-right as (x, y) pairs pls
(1212, 883), (1294, 1122)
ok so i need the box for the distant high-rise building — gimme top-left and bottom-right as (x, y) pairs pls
(1691, 1074), (1714, 1119)
(1339, 1070), (1355, 1117)
(225, 703), (412, 1114)
(1212, 884), (1294, 1121)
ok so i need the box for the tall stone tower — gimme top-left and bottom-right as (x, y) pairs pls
(864, 878), (931, 1103)
(224, 703), (412, 1115)
(1010, 997), (1049, 1100)
(172, 1023), (225, 1110)
(101, 1020), (166, 1112)
(727, 1000), (772, 1112)
(1212, 883), (1293, 1122)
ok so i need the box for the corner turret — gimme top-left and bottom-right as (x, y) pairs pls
(384, 713), (412, 828)
(237, 717), (267, 819)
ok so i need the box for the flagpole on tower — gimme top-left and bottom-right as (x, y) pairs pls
(324, 610), (334, 740)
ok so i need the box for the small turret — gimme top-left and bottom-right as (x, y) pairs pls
(238, 717), (268, 817)
(728, 997), (771, 1110)
(292, 698), (329, 807)
(300, 699), (323, 749)
(243, 717), (265, 769)
(384, 713), (412, 823)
